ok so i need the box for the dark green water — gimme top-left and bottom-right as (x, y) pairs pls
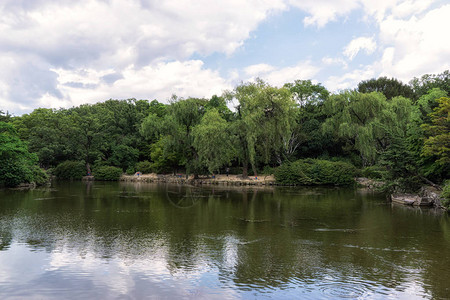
(0, 182), (449, 299)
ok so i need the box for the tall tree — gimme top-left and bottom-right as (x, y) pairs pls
(323, 91), (388, 165)
(409, 70), (450, 99)
(357, 77), (415, 100)
(284, 80), (331, 160)
(284, 79), (329, 106)
(192, 109), (235, 174)
(422, 97), (450, 165)
(229, 79), (296, 176)
(141, 97), (208, 177)
(0, 110), (11, 122)
(0, 122), (38, 187)
(12, 108), (75, 168)
(70, 105), (104, 175)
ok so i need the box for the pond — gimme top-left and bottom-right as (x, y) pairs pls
(0, 182), (449, 299)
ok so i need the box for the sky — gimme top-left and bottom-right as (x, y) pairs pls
(0, 0), (449, 115)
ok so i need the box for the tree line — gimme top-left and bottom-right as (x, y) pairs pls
(0, 70), (449, 194)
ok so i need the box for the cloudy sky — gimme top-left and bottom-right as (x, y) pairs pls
(1, 0), (449, 115)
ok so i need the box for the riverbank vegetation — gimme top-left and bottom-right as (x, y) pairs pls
(1, 71), (448, 196)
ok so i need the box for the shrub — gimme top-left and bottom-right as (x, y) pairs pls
(54, 161), (86, 180)
(441, 181), (450, 211)
(261, 165), (274, 175)
(135, 160), (153, 174)
(31, 166), (49, 186)
(0, 158), (34, 187)
(126, 166), (135, 175)
(361, 166), (386, 179)
(94, 166), (122, 181)
(275, 159), (355, 185)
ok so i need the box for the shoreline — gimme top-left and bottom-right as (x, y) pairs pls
(117, 173), (277, 186)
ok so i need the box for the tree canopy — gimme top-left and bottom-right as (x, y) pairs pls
(3, 69), (449, 190)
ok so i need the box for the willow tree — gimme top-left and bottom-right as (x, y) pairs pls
(323, 91), (388, 166)
(192, 109), (235, 174)
(140, 97), (208, 177)
(229, 79), (296, 177)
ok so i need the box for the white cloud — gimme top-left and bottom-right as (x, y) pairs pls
(0, 0), (286, 114)
(51, 60), (231, 107)
(288, 0), (436, 27)
(321, 56), (348, 69)
(325, 65), (376, 91)
(244, 64), (275, 76)
(343, 37), (377, 60)
(288, 0), (360, 27)
(244, 61), (320, 86)
(323, 2), (449, 91)
(0, 0), (448, 114)
(377, 4), (450, 81)
(390, 0), (434, 18)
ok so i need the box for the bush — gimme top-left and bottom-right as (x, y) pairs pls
(135, 160), (153, 174)
(361, 166), (386, 179)
(94, 166), (122, 181)
(126, 166), (135, 175)
(31, 166), (49, 186)
(54, 161), (86, 180)
(0, 158), (34, 187)
(275, 159), (356, 185)
(441, 181), (450, 211)
(261, 165), (274, 175)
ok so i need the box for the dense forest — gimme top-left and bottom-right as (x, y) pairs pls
(1, 71), (449, 205)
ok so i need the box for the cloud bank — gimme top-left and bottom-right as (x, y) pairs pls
(0, 0), (448, 114)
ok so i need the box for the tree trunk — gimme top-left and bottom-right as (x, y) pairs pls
(251, 163), (257, 178)
(242, 160), (248, 178)
(86, 162), (92, 176)
(420, 176), (442, 190)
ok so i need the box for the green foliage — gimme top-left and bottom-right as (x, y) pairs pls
(31, 166), (49, 186)
(0, 110), (11, 122)
(422, 97), (450, 165)
(284, 79), (329, 105)
(230, 79), (296, 175)
(94, 166), (123, 181)
(0, 122), (40, 187)
(149, 137), (181, 174)
(12, 108), (77, 168)
(275, 159), (355, 185)
(361, 166), (386, 180)
(0, 158), (35, 187)
(141, 97), (208, 176)
(323, 91), (387, 164)
(6, 71), (448, 190)
(410, 70), (449, 99)
(108, 144), (139, 171)
(126, 166), (135, 175)
(135, 160), (153, 174)
(261, 165), (274, 175)
(206, 95), (233, 121)
(54, 161), (86, 180)
(441, 181), (450, 210)
(357, 76), (415, 100)
(416, 88), (447, 122)
(192, 109), (235, 174)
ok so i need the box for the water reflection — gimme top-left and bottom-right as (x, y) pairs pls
(0, 182), (449, 299)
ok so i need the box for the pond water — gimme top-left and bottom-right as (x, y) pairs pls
(0, 182), (449, 299)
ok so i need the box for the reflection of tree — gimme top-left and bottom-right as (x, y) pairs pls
(165, 184), (202, 209)
(0, 182), (448, 298)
